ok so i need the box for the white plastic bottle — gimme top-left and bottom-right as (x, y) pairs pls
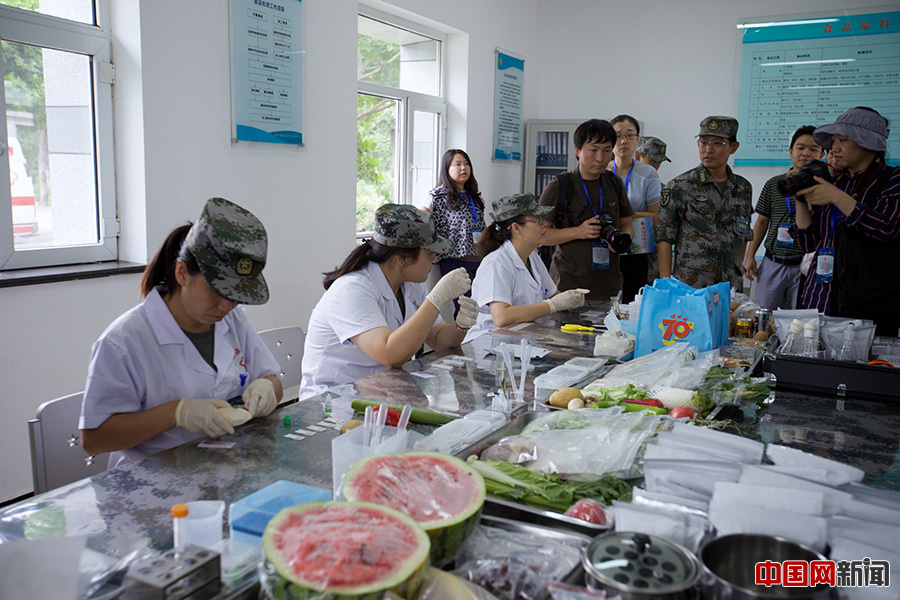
(800, 322), (820, 358)
(779, 319), (804, 355)
(835, 323), (857, 362)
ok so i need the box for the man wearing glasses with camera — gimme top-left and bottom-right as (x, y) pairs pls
(656, 116), (753, 289)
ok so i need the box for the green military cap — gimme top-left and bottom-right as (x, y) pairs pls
(372, 203), (454, 254)
(184, 197), (269, 305)
(698, 116), (739, 139)
(636, 136), (671, 162)
(489, 193), (552, 223)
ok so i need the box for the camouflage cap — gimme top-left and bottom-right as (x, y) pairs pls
(697, 116), (739, 139)
(636, 136), (671, 163)
(183, 197), (269, 305)
(489, 193), (552, 223)
(372, 204), (454, 254)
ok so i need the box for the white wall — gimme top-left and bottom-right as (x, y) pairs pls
(3, 0), (894, 503)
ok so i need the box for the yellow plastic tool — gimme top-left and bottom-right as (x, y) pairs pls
(560, 324), (596, 333)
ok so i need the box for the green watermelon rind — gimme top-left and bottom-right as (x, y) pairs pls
(341, 451), (486, 566)
(261, 501), (430, 600)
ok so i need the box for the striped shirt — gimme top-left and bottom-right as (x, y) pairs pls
(792, 158), (900, 313)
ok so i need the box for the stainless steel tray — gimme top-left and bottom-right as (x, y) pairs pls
(456, 411), (614, 537)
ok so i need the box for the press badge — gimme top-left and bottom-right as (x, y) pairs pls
(736, 216), (750, 236)
(592, 241), (610, 271)
(471, 226), (484, 246)
(775, 223), (795, 248)
(816, 247), (834, 283)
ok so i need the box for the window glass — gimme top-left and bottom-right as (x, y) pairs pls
(356, 93), (398, 234)
(357, 15), (440, 96)
(0, 0), (94, 25)
(5, 41), (98, 250)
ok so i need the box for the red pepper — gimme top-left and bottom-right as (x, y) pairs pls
(623, 398), (664, 409)
(373, 404), (403, 427)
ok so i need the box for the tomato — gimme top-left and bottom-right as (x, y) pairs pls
(565, 499), (608, 525)
(372, 404), (402, 427)
(669, 406), (697, 419)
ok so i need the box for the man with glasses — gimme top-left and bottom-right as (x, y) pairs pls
(656, 116), (753, 289)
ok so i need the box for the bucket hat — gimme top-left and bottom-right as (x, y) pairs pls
(490, 193), (552, 223)
(184, 197), (269, 305)
(372, 204), (453, 254)
(813, 107), (889, 152)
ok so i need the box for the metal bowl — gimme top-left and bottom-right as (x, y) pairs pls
(699, 534), (832, 599)
(582, 531), (700, 600)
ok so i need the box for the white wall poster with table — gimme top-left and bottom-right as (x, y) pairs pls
(229, 0), (304, 146)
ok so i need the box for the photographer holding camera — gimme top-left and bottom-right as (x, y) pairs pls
(743, 126), (824, 310)
(539, 119), (635, 304)
(656, 116), (753, 289)
(792, 106), (900, 336)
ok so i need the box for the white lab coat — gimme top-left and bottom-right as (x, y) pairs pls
(80, 287), (280, 468)
(464, 240), (557, 342)
(299, 261), (440, 399)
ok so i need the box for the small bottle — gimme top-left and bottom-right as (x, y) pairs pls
(800, 322), (820, 358)
(323, 395), (332, 416)
(172, 503), (188, 554)
(779, 319), (804, 355)
(835, 323), (857, 362)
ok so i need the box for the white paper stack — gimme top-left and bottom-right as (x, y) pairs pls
(766, 443), (865, 486)
(611, 499), (710, 552)
(739, 465), (853, 516)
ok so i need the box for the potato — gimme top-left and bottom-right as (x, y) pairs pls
(340, 419), (364, 434)
(754, 330), (769, 342)
(549, 387), (583, 408)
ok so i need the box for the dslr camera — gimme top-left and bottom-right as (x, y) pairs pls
(597, 214), (632, 254)
(777, 159), (832, 197)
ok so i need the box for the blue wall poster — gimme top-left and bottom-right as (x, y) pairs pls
(736, 10), (900, 166)
(230, 0), (304, 146)
(492, 49), (524, 162)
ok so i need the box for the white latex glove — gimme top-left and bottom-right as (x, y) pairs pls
(175, 398), (235, 438)
(426, 267), (471, 309)
(455, 296), (479, 331)
(544, 288), (589, 313)
(242, 378), (278, 417)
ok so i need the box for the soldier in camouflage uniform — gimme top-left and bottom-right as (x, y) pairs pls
(81, 197), (284, 468)
(300, 203), (479, 399)
(635, 136), (672, 172)
(655, 116), (753, 289)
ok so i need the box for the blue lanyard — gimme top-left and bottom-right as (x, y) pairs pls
(784, 196), (794, 216)
(612, 160), (634, 193)
(581, 179), (603, 217)
(464, 191), (478, 225)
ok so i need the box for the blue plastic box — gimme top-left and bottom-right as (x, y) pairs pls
(229, 480), (332, 546)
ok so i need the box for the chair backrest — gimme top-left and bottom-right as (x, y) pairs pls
(258, 326), (306, 390)
(28, 391), (108, 494)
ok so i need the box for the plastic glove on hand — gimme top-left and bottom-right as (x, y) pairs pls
(426, 267), (471, 309)
(544, 288), (589, 313)
(175, 398), (235, 438)
(455, 295), (479, 330)
(242, 378), (278, 417)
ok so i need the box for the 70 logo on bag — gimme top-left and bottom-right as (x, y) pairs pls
(659, 314), (694, 345)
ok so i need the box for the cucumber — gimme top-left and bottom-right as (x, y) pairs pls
(350, 399), (456, 425)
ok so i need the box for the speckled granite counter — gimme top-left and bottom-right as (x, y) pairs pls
(1, 307), (898, 563)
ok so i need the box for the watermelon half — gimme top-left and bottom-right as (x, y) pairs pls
(260, 501), (430, 600)
(341, 451), (486, 566)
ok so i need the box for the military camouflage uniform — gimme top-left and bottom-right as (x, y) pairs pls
(490, 193), (552, 222)
(636, 136), (671, 164)
(371, 203), (454, 254)
(185, 197), (270, 305)
(656, 165), (753, 288)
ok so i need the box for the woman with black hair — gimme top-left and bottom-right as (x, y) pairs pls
(464, 194), (588, 342)
(300, 204), (477, 399)
(793, 106), (900, 336)
(79, 198), (283, 467)
(424, 149), (485, 304)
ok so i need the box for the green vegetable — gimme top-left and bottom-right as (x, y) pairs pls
(521, 411), (589, 434)
(465, 457), (632, 513)
(350, 398), (455, 425)
(582, 384), (647, 403)
(622, 403), (668, 415)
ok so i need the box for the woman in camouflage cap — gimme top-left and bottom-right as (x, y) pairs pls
(299, 204), (478, 399)
(80, 198), (283, 467)
(463, 194), (588, 342)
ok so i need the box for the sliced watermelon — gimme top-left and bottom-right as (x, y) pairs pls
(261, 501), (430, 600)
(341, 452), (486, 566)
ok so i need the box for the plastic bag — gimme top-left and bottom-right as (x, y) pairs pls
(414, 567), (501, 600)
(820, 317), (876, 362)
(480, 408), (664, 480)
(455, 559), (548, 600)
(772, 308), (819, 343)
(586, 343), (715, 392)
(548, 582), (615, 599)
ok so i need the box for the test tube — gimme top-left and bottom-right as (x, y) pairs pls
(172, 503), (188, 555)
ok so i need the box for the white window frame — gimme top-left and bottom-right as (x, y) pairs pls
(0, 1), (117, 270)
(356, 8), (447, 236)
